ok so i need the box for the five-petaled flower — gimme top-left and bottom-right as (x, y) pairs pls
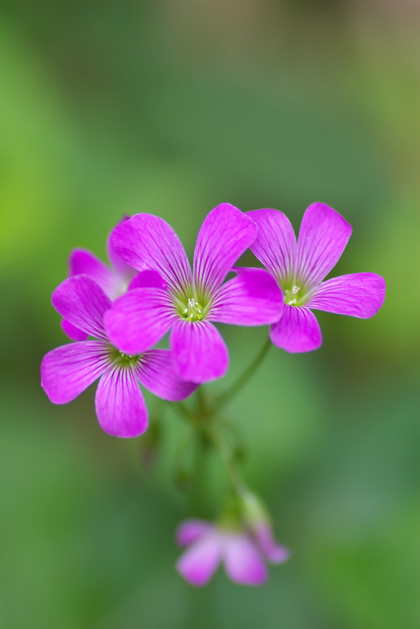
(176, 518), (289, 586)
(104, 203), (284, 383)
(41, 275), (197, 438)
(248, 203), (386, 352)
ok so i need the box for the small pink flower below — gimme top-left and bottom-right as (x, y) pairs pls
(175, 519), (289, 587)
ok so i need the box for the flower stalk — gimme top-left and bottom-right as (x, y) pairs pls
(171, 335), (274, 499)
(212, 336), (272, 413)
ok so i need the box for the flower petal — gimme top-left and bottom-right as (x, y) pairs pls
(223, 534), (267, 586)
(60, 319), (88, 342)
(176, 533), (222, 586)
(254, 524), (290, 564)
(136, 349), (197, 401)
(52, 276), (111, 340)
(193, 203), (257, 297)
(109, 214), (192, 294)
(247, 208), (296, 284)
(128, 269), (167, 291)
(176, 520), (214, 547)
(95, 366), (148, 438)
(41, 341), (110, 404)
(270, 305), (322, 353)
(307, 272), (386, 318)
(170, 320), (229, 383)
(209, 267), (284, 326)
(104, 288), (176, 355)
(296, 203), (352, 287)
(69, 248), (117, 299)
(106, 216), (134, 277)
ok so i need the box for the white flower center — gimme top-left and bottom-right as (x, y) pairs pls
(182, 298), (204, 321)
(284, 285), (301, 306)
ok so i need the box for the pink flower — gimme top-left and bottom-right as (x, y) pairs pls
(61, 222), (136, 341)
(175, 519), (289, 587)
(248, 203), (386, 352)
(41, 275), (197, 438)
(104, 203), (284, 383)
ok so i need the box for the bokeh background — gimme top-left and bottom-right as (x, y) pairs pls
(1, 0), (419, 627)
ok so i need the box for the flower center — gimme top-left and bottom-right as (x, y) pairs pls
(108, 346), (142, 369)
(282, 283), (309, 307)
(284, 285), (301, 306)
(181, 297), (204, 322)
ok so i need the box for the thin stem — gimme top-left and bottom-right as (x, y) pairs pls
(190, 430), (209, 516)
(171, 374), (252, 500)
(217, 416), (246, 461)
(212, 337), (272, 413)
(205, 426), (242, 493)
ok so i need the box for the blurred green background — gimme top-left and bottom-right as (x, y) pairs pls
(0, 0), (419, 627)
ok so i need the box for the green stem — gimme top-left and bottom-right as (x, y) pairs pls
(212, 337), (272, 413)
(171, 372), (252, 501)
(190, 424), (210, 516)
(174, 389), (212, 514)
(205, 426), (242, 493)
(217, 416), (246, 461)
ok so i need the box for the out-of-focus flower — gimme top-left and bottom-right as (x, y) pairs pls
(239, 489), (290, 563)
(248, 203), (386, 352)
(61, 218), (136, 341)
(105, 203), (284, 383)
(41, 275), (197, 438)
(175, 516), (289, 587)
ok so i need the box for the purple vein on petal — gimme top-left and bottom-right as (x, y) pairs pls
(104, 288), (176, 355)
(306, 272), (386, 318)
(69, 248), (116, 299)
(193, 204), (258, 297)
(110, 214), (192, 295)
(270, 305), (322, 353)
(41, 340), (111, 404)
(135, 349), (197, 401)
(52, 276), (112, 340)
(209, 267), (284, 326)
(95, 363), (148, 438)
(170, 319), (229, 383)
(295, 203), (352, 288)
(247, 209), (296, 285)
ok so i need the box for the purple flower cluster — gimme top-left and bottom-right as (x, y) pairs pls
(41, 201), (385, 588)
(42, 202), (385, 438)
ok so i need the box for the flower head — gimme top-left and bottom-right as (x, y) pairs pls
(104, 203), (284, 383)
(239, 489), (290, 563)
(175, 517), (289, 587)
(61, 219), (136, 341)
(248, 203), (386, 352)
(41, 275), (197, 437)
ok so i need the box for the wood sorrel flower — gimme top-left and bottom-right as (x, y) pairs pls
(175, 518), (289, 587)
(248, 203), (386, 352)
(41, 276), (197, 438)
(104, 203), (284, 383)
(239, 489), (290, 564)
(61, 221), (136, 342)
